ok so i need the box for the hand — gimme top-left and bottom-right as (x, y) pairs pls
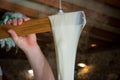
(7, 17), (55, 80)
(7, 18), (38, 52)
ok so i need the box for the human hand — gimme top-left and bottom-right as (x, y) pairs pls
(7, 18), (38, 52)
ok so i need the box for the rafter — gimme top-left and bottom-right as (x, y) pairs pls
(1, 0), (120, 29)
(29, 0), (120, 18)
(90, 27), (120, 41)
(94, 0), (120, 8)
(0, 0), (49, 18)
(30, 0), (120, 29)
(29, 0), (59, 9)
(81, 25), (120, 44)
(0, 0), (120, 45)
(87, 20), (120, 34)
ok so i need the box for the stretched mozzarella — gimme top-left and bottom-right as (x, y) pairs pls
(49, 11), (86, 80)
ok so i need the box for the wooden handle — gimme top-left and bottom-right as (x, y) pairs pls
(0, 17), (51, 39)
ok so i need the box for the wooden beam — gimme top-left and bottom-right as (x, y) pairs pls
(88, 37), (110, 45)
(29, 0), (83, 11)
(94, 0), (120, 8)
(105, 0), (120, 8)
(87, 20), (120, 34)
(0, 0), (48, 18)
(89, 27), (120, 41)
(30, 0), (120, 30)
(29, 0), (120, 13)
(108, 17), (120, 28)
(1, 0), (120, 30)
(0, 17), (51, 39)
(0, 0), (119, 43)
(29, 0), (60, 9)
(79, 25), (120, 45)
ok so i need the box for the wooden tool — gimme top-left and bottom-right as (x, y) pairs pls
(0, 17), (51, 39)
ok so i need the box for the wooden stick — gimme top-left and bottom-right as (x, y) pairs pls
(0, 17), (51, 39)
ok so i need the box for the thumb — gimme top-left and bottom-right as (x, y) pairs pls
(8, 29), (18, 42)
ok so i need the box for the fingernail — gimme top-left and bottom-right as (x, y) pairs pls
(24, 18), (30, 21)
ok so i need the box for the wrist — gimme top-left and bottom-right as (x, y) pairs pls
(23, 44), (41, 55)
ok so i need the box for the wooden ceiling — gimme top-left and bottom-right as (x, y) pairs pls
(0, 0), (120, 53)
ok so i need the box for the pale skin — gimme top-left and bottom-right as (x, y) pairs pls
(7, 18), (55, 80)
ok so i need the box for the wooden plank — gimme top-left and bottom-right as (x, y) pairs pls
(29, 0), (81, 11)
(0, 17), (51, 39)
(95, 0), (120, 8)
(108, 17), (120, 28)
(88, 37), (110, 45)
(0, 0), (48, 18)
(1, 0), (120, 29)
(105, 0), (120, 8)
(90, 27), (120, 41)
(82, 25), (120, 42)
(0, 0), (119, 42)
(30, 0), (59, 9)
(30, 0), (120, 28)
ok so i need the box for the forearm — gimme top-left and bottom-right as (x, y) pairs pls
(7, 16), (55, 80)
(24, 45), (55, 80)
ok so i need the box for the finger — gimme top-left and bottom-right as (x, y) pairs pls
(12, 19), (17, 26)
(8, 29), (19, 42)
(18, 18), (23, 25)
(23, 17), (30, 21)
(7, 20), (12, 24)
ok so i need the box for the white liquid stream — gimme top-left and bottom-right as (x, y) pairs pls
(49, 11), (86, 80)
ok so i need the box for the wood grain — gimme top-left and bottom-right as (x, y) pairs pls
(0, 0), (49, 18)
(0, 17), (51, 39)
